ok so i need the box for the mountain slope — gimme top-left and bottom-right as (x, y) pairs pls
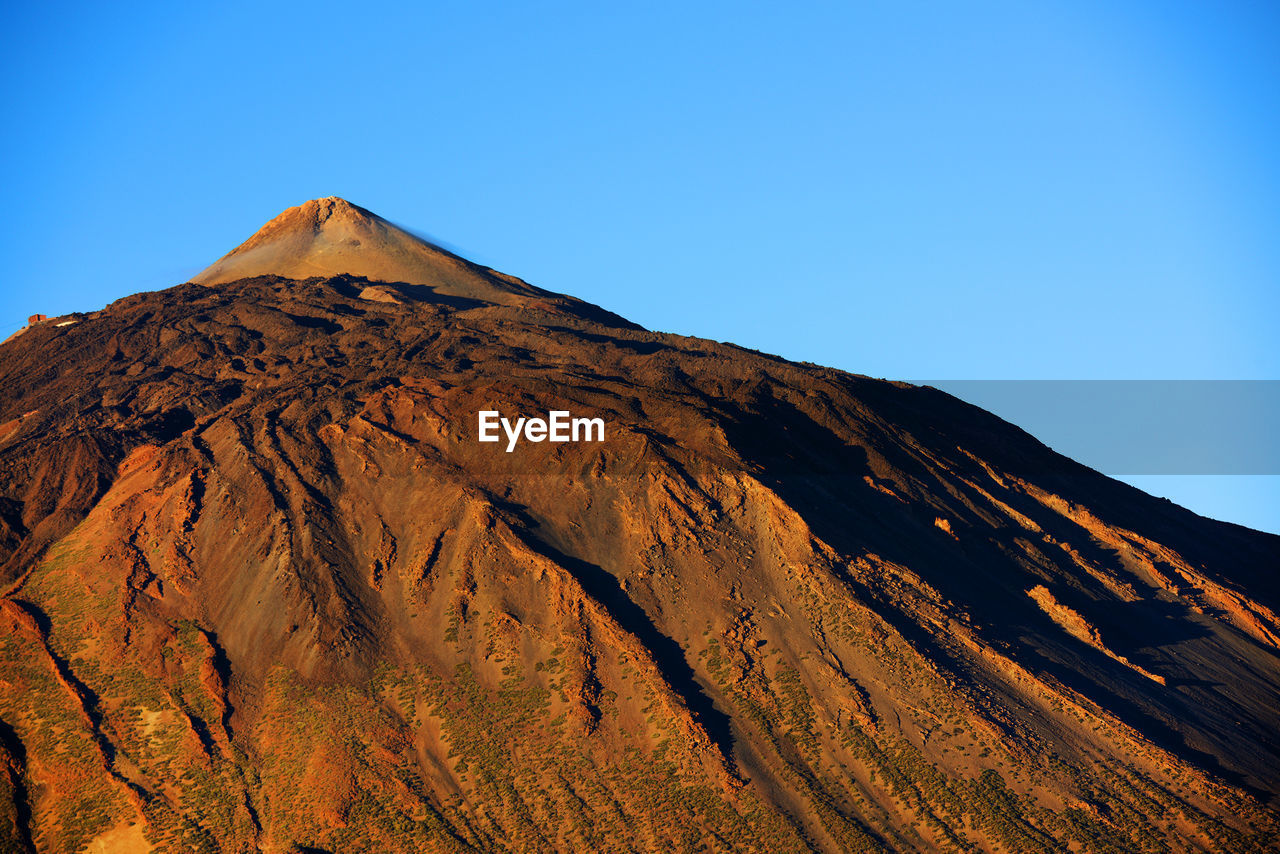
(1, 201), (1277, 853)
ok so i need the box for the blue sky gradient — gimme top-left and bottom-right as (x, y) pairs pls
(2, 1), (1276, 530)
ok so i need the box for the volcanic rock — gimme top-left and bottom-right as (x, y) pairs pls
(0, 199), (1277, 852)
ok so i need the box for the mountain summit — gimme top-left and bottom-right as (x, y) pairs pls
(194, 197), (542, 306)
(193, 198), (634, 327)
(1, 203), (1278, 852)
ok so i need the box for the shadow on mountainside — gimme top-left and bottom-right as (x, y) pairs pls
(503, 508), (737, 765)
(718, 388), (1279, 800)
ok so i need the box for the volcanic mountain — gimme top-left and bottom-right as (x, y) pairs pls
(1, 199), (1278, 853)
(192, 197), (630, 324)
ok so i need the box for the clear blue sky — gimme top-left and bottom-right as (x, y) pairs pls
(3, 1), (1277, 531)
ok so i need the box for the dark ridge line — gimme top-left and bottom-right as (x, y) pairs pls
(11, 600), (151, 803)
(506, 513), (738, 766)
(0, 717), (35, 853)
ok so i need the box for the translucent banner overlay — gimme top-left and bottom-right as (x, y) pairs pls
(922, 380), (1280, 475)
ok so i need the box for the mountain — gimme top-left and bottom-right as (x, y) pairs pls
(192, 197), (631, 326)
(192, 196), (509, 295)
(1, 199), (1277, 853)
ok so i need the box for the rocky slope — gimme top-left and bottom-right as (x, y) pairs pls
(0, 200), (1277, 852)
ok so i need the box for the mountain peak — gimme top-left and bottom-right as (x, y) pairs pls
(208, 197), (380, 262)
(190, 197), (638, 327)
(192, 197), (427, 287)
(191, 198), (542, 308)
(290, 196), (379, 227)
